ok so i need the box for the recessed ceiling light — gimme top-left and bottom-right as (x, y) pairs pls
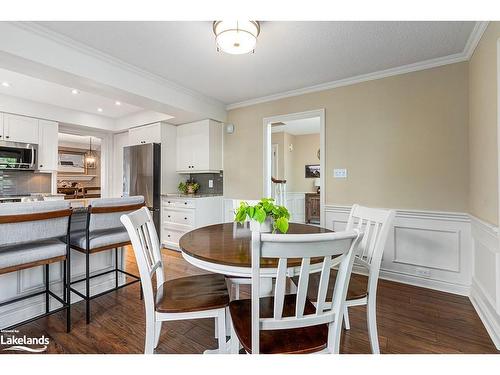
(1, 82), (10, 88)
(97, 108), (103, 113)
(115, 101), (121, 106)
(71, 89), (79, 95)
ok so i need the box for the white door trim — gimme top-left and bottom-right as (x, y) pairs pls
(262, 109), (326, 227)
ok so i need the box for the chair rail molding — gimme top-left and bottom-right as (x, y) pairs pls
(469, 215), (500, 350)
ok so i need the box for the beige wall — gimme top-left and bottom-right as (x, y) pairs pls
(290, 133), (320, 192)
(225, 62), (469, 212)
(469, 22), (500, 225)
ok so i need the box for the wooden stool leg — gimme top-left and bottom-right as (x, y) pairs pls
(115, 247), (119, 289)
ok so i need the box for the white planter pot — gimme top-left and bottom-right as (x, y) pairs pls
(250, 217), (273, 233)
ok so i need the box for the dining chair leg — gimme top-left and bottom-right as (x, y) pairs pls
(328, 314), (343, 354)
(230, 319), (239, 354)
(234, 283), (240, 300)
(154, 321), (163, 349)
(217, 309), (227, 353)
(367, 296), (380, 354)
(63, 260), (67, 303)
(343, 305), (350, 330)
(66, 248), (71, 333)
(45, 264), (50, 313)
(144, 315), (155, 354)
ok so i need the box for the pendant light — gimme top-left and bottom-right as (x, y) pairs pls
(86, 137), (96, 169)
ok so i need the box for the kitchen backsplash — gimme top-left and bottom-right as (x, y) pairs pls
(0, 170), (52, 196)
(185, 172), (223, 195)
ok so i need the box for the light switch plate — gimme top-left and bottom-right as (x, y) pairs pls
(208, 179), (214, 188)
(333, 168), (347, 178)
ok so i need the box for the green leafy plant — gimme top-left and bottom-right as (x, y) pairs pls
(234, 198), (290, 233)
(178, 179), (200, 194)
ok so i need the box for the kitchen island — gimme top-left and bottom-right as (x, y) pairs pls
(0, 203), (129, 329)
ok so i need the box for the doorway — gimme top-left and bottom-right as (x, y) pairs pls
(263, 109), (325, 226)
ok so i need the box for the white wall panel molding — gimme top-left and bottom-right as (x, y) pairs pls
(325, 205), (472, 295)
(469, 215), (500, 349)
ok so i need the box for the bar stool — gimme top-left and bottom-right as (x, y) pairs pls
(0, 201), (72, 331)
(68, 196), (144, 324)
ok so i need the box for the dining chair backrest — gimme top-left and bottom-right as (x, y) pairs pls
(120, 207), (164, 315)
(0, 201), (72, 247)
(250, 229), (363, 354)
(88, 196), (145, 233)
(345, 204), (395, 274)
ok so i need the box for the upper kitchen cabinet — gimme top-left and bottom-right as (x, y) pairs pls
(1, 113), (39, 144)
(37, 120), (59, 172)
(176, 119), (223, 173)
(128, 123), (163, 145)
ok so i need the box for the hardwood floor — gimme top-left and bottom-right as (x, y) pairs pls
(1, 248), (498, 354)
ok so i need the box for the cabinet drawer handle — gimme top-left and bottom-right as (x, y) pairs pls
(167, 201), (171, 204)
(167, 234), (171, 238)
(39, 165), (43, 168)
(184, 217), (187, 220)
(167, 215), (171, 218)
(184, 202), (187, 205)
(6, 136), (9, 139)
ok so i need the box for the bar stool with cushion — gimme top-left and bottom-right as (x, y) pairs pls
(0, 201), (72, 331)
(121, 207), (230, 354)
(68, 196), (144, 324)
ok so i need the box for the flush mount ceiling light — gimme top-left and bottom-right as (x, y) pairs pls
(71, 89), (79, 95)
(1, 82), (10, 88)
(213, 21), (260, 55)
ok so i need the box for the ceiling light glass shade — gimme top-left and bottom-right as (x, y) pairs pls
(213, 21), (260, 55)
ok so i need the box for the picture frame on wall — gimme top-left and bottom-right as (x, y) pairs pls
(305, 164), (320, 178)
(58, 150), (86, 174)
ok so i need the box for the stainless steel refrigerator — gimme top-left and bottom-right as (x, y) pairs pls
(123, 143), (161, 237)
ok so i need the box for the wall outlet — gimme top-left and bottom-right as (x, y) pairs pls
(208, 179), (214, 188)
(333, 168), (347, 178)
(415, 267), (431, 278)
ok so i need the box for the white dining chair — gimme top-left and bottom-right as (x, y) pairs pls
(294, 204), (395, 354)
(121, 207), (230, 354)
(229, 228), (362, 354)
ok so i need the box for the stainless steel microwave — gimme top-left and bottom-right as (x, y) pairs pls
(0, 141), (38, 171)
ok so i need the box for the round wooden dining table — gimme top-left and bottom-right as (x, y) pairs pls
(179, 222), (332, 278)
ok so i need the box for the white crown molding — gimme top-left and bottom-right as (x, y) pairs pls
(463, 21), (490, 59)
(227, 21), (489, 111)
(9, 21), (226, 110)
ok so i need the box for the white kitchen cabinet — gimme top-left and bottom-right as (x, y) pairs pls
(128, 123), (162, 145)
(161, 196), (223, 249)
(1, 113), (39, 144)
(0, 113), (3, 138)
(176, 119), (223, 173)
(37, 120), (59, 172)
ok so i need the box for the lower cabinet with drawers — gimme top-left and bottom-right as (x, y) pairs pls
(161, 196), (223, 250)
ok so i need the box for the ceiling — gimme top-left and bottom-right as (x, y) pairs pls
(35, 21), (476, 106)
(271, 117), (320, 135)
(0, 67), (144, 118)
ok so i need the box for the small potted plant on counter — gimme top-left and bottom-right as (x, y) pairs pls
(234, 198), (290, 233)
(178, 179), (200, 195)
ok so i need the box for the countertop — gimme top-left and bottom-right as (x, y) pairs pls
(162, 193), (223, 199)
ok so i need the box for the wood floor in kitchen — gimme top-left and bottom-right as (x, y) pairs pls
(2, 248), (498, 354)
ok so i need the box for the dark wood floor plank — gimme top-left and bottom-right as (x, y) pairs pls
(1, 248), (497, 354)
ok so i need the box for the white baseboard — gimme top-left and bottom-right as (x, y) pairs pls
(470, 278), (500, 350)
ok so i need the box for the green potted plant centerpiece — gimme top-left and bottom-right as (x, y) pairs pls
(178, 179), (200, 195)
(234, 198), (290, 233)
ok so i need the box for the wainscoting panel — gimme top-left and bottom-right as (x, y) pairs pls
(286, 192), (306, 223)
(469, 216), (500, 349)
(324, 205), (472, 295)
